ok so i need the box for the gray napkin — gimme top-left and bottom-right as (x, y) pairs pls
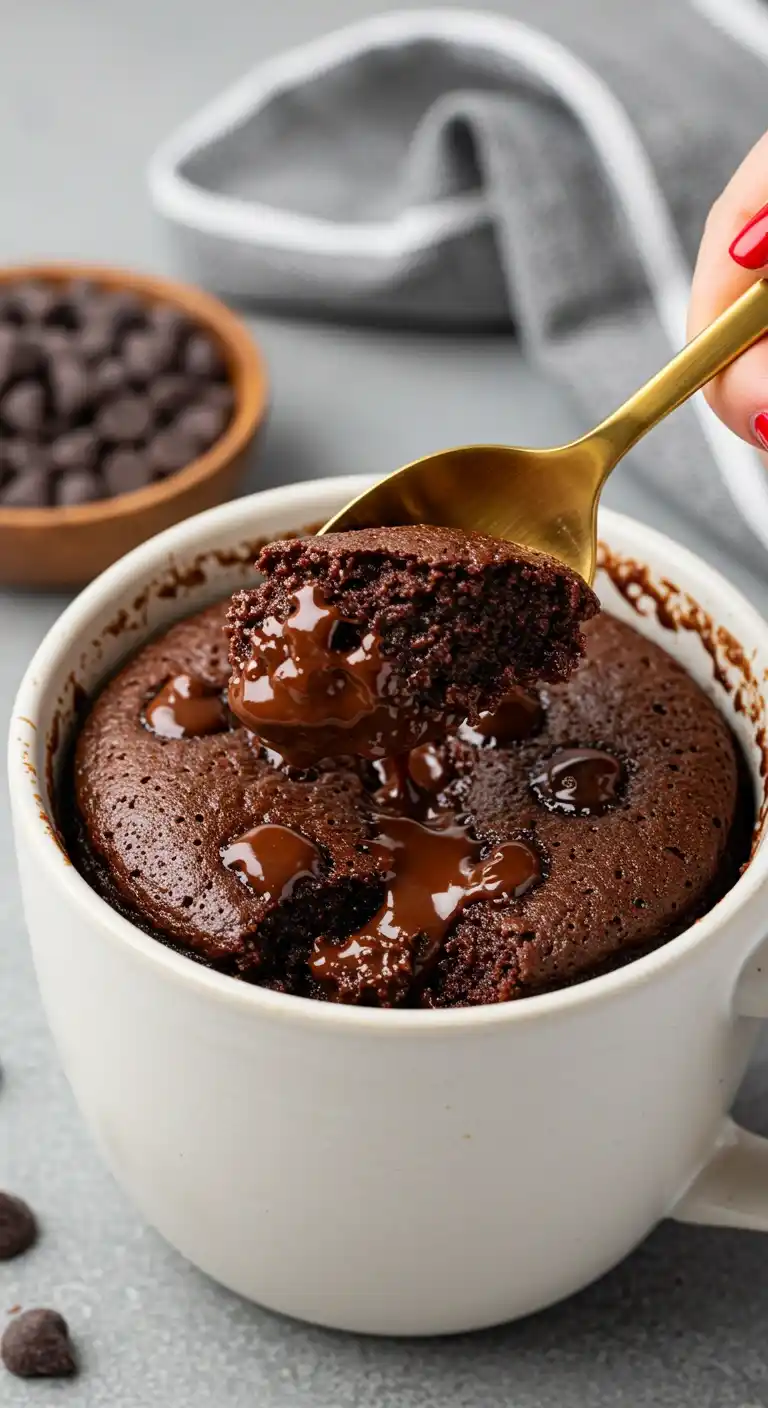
(150, 2), (768, 569)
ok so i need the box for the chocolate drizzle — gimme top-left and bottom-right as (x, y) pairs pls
(228, 584), (455, 766)
(310, 817), (541, 1004)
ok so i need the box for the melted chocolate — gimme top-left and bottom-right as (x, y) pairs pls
(457, 689), (543, 748)
(310, 817), (540, 1003)
(228, 585), (454, 766)
(370, 742), (451, 820)
(531, 747), (625, 817)
(222, 823), (322, 901)
(144, 674), (228, 740)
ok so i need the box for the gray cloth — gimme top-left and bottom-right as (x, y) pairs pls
(150, 1), (768, 570)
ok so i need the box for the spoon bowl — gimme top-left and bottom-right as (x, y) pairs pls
(323, 279), (768, 582)
(322, 441), (603, 583)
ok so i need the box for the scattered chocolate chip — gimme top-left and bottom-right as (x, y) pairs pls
(48, 350), (89, 420)
(1, 1309), (76, 1379)
(183, 332), (225, 379)
(50, 427), (98, 473)
(0, 379), (45, 433)
(149, 374), (192, 421)
(102, 447), (151, 496)
(174, 401), (227, 448)
(0, 1193), (37, 1260)
(148, 428), (199, 477)
(97, 393), (153, 442)
(56, 469), (103, 506)
(0, 465), (50, 507)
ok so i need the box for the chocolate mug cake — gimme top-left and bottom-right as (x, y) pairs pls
(65, 524), (751, 1007)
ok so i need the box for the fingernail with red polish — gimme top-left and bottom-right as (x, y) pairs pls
(730, 204), (768, 270)
(751, 412), (768, 449)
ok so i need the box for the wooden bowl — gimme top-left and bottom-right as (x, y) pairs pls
(0, 262), (268, 589)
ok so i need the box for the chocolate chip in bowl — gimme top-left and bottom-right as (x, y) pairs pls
(0, 264), (267, 588)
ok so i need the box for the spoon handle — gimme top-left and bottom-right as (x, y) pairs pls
(586, 278), (768, 472)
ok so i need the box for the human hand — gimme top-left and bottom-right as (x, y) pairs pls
(689, 131), (768, 452)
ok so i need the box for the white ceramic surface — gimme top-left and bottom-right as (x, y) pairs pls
(10, 477), (768, 1337)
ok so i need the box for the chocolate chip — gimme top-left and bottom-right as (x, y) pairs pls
(149, 304), (191, 344)
(0, 292), (25, 326)
(0, 1192), (37, 1259)
(1, 1309), (76, 1379)
(97, 393), (153, 442)
(174, 401), (227, 448)
(149, 375), (193, 421)
(148, 429), (198, 477)
(78, 320), (118, 363)
(48, 350), (89, 420)
(122, 329), (173, 383)
(56, 469), (102, 506)
(90, 357), (126, 399)
(4, 440), (44, 475)
(34, 327), (72, 358)
(95, 290), (145, 338)
(0, 330), (41, 391)
(103, 448), (151, 496)
(205, 381), (235, 417)
(183, 332), (225, 379)
(43, 295), (81, 332)
(0, 465), (50, 507)
(50, 427), (98, 473)
(13, 280), (60, 324)
(0, 379), (45, 433)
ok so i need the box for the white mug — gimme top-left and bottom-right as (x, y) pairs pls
(9, 476), (768, 1337)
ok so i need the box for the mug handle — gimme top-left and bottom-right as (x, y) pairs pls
(672, 951), (768, 1231)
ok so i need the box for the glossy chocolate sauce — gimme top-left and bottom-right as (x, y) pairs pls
(531, 747), (625, 817)
(224, 596), (626, 998)
(222, 823), (322, 901)
(310, 817), (540, 1003)
(370, 743), (451, 820)
(144, 673), (228, 740)
(228, 584), (454, 766)
(457, 689), (543, 747)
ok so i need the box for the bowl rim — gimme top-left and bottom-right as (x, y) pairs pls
(10, 477), (768, 1035)
(0, 260), (268, 531)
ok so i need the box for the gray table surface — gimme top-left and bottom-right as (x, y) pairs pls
(4, 2), (768, 1405)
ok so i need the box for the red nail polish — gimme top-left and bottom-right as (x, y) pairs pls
(730, 204), (768, 270)
(751, 411), (768, 450)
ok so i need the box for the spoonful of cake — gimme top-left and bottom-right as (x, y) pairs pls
(228, 525), (598, 767)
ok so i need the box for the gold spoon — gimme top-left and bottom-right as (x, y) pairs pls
(321, 280), (768, 583)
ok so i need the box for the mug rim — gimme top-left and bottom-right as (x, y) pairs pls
(11, 475), (768, 1034)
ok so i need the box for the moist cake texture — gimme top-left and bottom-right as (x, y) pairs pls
(227, 526), (599, 765)
(66, 598), (750, 1007)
